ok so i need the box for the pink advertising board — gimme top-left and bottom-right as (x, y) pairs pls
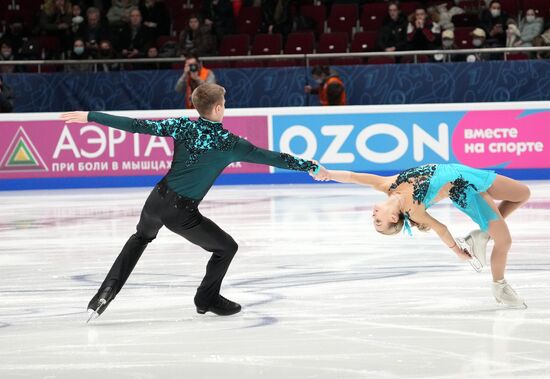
(0, 115), (269, 179)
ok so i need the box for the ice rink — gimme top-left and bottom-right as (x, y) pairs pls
(1, 181), (550, 379)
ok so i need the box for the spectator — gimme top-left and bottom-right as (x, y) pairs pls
(466, 28), (490, 62)
(107, 0), (138, 27)
(66, 38), (93, 71)
(0, 40), (19, 74)
(174, 53), (216, 109)
(201, 0), (236, 43)
(533, 9), (550, 59)
(142, 45), (170, 70)
(139, 0), (171, 38)
(37, 0), (73, 52)
(3, 15), (28, 54)
(76, 7), (111, 55)
(480, 0), (508, 47)
(260, 0), (294, 37)
(304, 66), (346, 106)
(407, 8), (441, 50)
(70, 3), (85, 34)
(377, 1), (408, 52)
(433, 29), (463, 63)
(119, 8), (153, 58)
(178, 14), (217, 57)
(96, 40), (122, 71)
(514, 9), (544, 47)
(0, 75), (14, 113)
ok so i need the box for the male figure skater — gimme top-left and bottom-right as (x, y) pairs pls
(61, 83), (325, 321)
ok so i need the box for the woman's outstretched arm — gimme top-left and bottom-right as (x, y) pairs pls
(313, 169), (391, 193)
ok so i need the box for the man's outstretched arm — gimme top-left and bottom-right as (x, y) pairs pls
(232, 138), (325, 175)
(60, 111), (189, 137)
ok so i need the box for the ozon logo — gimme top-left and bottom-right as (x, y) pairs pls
(279, 123), (450, 164)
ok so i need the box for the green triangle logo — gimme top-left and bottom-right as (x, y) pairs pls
(0, 126), (48, 173)
(7, 139), (38, 166)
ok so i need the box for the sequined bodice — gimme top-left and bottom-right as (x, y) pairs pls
(389, 164), (437, 204)
(389, 164), (480, 209)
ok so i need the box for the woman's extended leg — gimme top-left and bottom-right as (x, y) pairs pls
(487, 175), (531, 219)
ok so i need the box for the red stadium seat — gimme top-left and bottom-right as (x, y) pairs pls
(499, 0), (519, 16)
(351, 31), (378, 52)
(327, 4), (358, 37)
(360, 3), (388, 31)
(300, 5), (326, 35)
(251, 34), (282, 55)
(400, 2), (422, 17)
(236, 7), (262, 37)
(367, 56), (396, 65)
(219, 34), (250, 56)
(454, 27), (475, 49)
(317, 32), (348, 54)
(451, 13), (479, 27)
(506, 52), (529, 60)
(331, 57), (363, 65)
(523, 0), (550, 17)
(284, 32), (315, 54)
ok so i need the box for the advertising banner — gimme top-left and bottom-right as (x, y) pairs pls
(0, 115), (269, 181)
(272, 108), (550, 172)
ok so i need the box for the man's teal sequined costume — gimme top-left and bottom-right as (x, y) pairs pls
(390, 163), (498, 232)
(86, 112), (319, 315)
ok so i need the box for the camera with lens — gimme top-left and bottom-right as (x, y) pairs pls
(189, 64), (198, 72)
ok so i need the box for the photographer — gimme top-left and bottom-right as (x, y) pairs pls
(174, 53), (216, 109)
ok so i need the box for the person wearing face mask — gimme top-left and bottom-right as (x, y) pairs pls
(304, 66), (346, 106)
(514, 9), (543, 47)
(466, 28), (490, 62)
(66, 38), (93, 72)
(480, 0), (508, 47)
(433, 29), (463, 63)
(70, 4), (85, 34)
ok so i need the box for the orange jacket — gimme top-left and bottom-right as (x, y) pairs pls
(319, 76), (346, 106)
(185, 67), (212, 109)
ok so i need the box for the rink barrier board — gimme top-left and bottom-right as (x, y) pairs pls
(0, 102), (549, 191)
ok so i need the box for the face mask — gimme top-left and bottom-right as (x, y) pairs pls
(74, 46), (85, 55)
(1, 51), (12, 59)
(99, 49), (111, 56)
(442, 39), (454, 48)
(472, 38), (483, 47)
(490, 9), (501, 18)
(314, 78), (323, 84)
(525, 15), (535, 23)
(72, 16), (84, 24)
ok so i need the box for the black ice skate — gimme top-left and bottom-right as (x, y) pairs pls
(195, 295), (241, 316)
(86, 286), (115, 323)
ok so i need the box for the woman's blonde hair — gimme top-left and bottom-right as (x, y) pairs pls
(377, 212), (431, 236)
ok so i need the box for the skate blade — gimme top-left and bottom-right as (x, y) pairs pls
(86, 299), (106, 324)
(86, 309), (99, 323)
(494, 298), (528, 309)
(468, 256), (483, 272)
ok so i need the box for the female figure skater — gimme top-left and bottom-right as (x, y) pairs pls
(312, 163), (530, 308)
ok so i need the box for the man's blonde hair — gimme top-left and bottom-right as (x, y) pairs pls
(191, 83), (225, 116)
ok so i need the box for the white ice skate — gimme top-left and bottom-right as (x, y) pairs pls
(457, 230), (491, 272)
(492, 279), (527, 308)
